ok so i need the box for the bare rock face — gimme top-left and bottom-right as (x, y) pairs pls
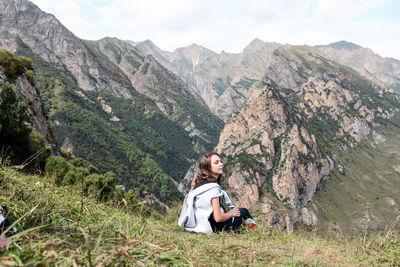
(215, 78), (333, 230)
(216, 79), (288, 156)
(228, 170), (260, 208)
(135, 38), (282, 122)
(16, 74), (54, 145)
(340, 117), (371, 143)
(0, 67), (56, 149)
(178, 163), (198, 194)
(300, 74), (355, 119)
(264, 46), (307, 92)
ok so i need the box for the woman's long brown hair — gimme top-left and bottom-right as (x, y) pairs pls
(193, 152), (222, 188)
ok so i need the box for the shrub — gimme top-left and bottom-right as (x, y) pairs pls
(83, 173), (104, 197)
(26, 70), (34, 84)
(63, 170), (76, 185)
(28, 130), (51, 171)
(45, 156), (71, 185)
(88, 164), (99, 174)
(0, 49), (32, 81)
(74, 167), (89, 183)
(17, 55), (33, 70)
(99, 171), (117, 201)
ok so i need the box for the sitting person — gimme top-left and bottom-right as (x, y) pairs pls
(178, 152), (256, 234)
(0, 205), (17, 237)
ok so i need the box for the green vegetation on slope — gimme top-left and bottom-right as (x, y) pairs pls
(0, 49), (33, 83)
(9, 47), (183, 206)
(0, 51), (50, 169)
(0, 82), (32, 165)
(310, 113), (400, 235)
(1, 167), (399, 266)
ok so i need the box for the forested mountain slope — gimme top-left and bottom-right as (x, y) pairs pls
(0, 0), (222, 209)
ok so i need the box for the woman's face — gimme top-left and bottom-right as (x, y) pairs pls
(210, 155), (224, 178)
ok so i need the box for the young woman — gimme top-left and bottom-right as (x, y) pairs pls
(178, 152), (256, 234)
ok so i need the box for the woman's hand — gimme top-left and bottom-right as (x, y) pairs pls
(228, 207), (240, 217)
(211, 198), (240, 222)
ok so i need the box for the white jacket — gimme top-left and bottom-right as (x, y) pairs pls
(178, 182), (231, 234)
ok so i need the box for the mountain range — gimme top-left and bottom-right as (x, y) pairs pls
(1, 0), (399, 232)
(0, 0), (223, 210)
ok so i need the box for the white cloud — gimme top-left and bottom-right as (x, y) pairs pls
(369, 41), (400, 59)
(30, 0), (400, 59)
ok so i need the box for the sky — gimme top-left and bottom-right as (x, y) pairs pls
(30, 0), (400, 60)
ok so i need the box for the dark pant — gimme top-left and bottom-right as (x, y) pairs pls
(210, 208), (253, 232)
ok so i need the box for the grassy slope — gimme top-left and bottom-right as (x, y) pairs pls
(1, 167), (399, 266)
(310, 113), (400, 235)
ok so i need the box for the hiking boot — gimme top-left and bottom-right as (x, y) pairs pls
(243, 218), (257, 228)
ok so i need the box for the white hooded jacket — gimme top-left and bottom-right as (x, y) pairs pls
(178, 182), (231, 234)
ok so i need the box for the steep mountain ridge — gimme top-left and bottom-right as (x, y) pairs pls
(315, 41), (400, 89)
(135, 38), (282, 121)
(215, 44), (400, 231)
(0, 0), (133, 98)
(85, 38), (222, 153)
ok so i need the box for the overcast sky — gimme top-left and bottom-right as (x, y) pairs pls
(30, 0), (400, 60)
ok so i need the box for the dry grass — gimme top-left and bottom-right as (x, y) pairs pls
(1, 167), (399, 266)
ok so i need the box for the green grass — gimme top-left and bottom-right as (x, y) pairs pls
(1, 167), (399, 266)
(310, 113), (400, 235)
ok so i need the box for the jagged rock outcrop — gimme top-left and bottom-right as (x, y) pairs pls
(0, 67), (55, 148)
(15, 74), (54, 146)
(215, 78), (333, 230)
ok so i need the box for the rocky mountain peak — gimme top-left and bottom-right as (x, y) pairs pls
(175, 43), (218, 59)
(136, 39), (159, 50)
(315, 41), (400, 87)
(0, 0), (38, 13)
(320, 40), (362, 51)
(243, 38), (280, 53)
(0, 0), (134, 98)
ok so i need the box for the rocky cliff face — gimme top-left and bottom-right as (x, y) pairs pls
(135, 39), (281, 122)
(0, 67), (55, 148)
(215, 78), (333, 230)
(215, 45), (400, 231)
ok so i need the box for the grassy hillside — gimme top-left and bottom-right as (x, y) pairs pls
(310, 113), (400, 235)
(1, 167), (399, 266)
